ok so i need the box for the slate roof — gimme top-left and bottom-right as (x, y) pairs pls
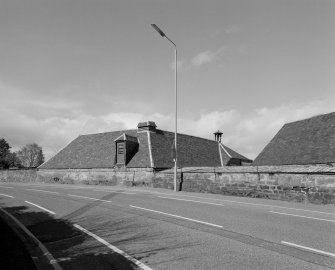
(39, 130), (150, 169)
(253, 112), (335, 166)
(39, 127), (252, 169)
(151, 130), (223, 168)
(221, 144), (252, 162)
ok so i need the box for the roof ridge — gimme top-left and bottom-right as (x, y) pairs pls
(80, 129), (137, 137)
(158, 129), (217, 143)
(284, 111), (335, 126)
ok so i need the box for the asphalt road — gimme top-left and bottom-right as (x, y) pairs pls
(0, 182), (334, 270)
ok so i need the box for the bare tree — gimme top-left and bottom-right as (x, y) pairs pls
(16, 143), (45, 168)
(8, 152), (22, 168)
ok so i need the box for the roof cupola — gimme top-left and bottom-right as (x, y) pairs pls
(214, 130), (223, 142)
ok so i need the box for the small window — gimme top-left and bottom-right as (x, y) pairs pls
(116, 142), (125, 165)
(118, 144), (124, 154)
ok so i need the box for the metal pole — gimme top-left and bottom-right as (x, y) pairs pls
(174, 48), (178, 192)
(150, 24), (178, 192)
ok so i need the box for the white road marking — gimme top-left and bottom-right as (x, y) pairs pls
(0, 207), (62, 270)
(68, 194), (112, 203)
(281, 241), (335, 258)
(74, 224), (153, 270)
(130, 205), (223, 228)
(150, 191), (179, 196)
(154, 193), (335, 216)
(157, 196), (224, 206)
(56, 187), (83, 190)
(47, 186), (87, 190)
(0, 186), (13, 188)
(270, 211), (335, 223)
(129, 188), (151, 193)
(24, 201), (56, 215)
(93, 189), (136, 195)
(53, 257), (71, 263)
(0, 193), (14, 198)
(27, 189), (59, 194)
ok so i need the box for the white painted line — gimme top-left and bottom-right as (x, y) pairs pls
(49, 186), (87, 190)
(281, 241), (335, 258)
(150, 191), (179, 196)
(0, 207), (62, 270)
(0, 186), (13, 189)
(53, 257), (71, 263)
(130, 205), (223, 228)
(68, 194), (112, 203)
(129, 188), (151, 193)
(57, 187), (83, 190)
(93, 189), (136, 195)
(0, 193), (14, 198)
(157, 196), (224, 206)
(154, 192), (335, 216)
(27, 189), (59, 194)
(74, 224), (153, 270)
(24, 201), (56, 215)
(270, 211), (335, 223)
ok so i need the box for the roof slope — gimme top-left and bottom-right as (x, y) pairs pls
(150, 130), (251, 168)
(39, 128), (252, 169)
(253, 112), (335, 166)
(39, 130), (151, 169)
(221, 145), (252, 162)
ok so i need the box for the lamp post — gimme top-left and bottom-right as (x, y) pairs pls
(151, 24), (178, 192)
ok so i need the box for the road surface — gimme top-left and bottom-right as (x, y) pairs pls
(0, 182), (334, 270)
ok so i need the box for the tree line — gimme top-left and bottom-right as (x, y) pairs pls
(0, 138), (45, 169)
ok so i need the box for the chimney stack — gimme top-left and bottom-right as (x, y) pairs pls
(137, 121), (157, 132)
(214, 130), (223, 142)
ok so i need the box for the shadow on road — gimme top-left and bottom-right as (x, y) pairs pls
(0, 191), (198, 269)
(0, 211), (37, 270)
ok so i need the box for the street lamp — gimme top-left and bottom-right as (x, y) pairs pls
(151, 23), (178, 192)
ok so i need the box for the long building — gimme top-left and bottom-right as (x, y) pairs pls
(39, 121), (252, 171)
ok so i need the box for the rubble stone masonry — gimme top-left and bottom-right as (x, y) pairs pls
(0, 165), (334, 204)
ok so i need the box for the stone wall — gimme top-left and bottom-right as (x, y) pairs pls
(152, 172), (182, 190)
(155, 166), (335, 204)
(0, 169), (37, 183)
(0, 168), (154, 187)
(37, 168), (154, 186)
(1, 165), (334, 204)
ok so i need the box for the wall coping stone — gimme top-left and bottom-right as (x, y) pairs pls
(159, 165), (335, 174)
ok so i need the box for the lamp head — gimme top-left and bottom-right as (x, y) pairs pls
(151, 24), (166, 37)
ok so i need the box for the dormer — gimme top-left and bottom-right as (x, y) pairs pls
(114, 134), (139, 166)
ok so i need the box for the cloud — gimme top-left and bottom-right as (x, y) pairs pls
(1, 80), (334, 161)
(191, 47), (226, 68)
(187, 99), (335, 159)
(156, 98), (335, 160)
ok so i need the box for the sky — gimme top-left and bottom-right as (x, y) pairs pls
(1, 0), (334, 160)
